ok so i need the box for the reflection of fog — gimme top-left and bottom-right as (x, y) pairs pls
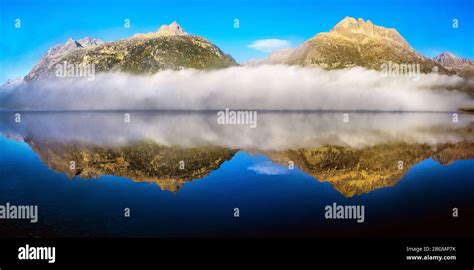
(0, 111), (473, 150)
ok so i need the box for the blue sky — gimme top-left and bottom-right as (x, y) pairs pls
(0, 0), (473, 83)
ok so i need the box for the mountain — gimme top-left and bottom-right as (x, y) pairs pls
(24, 22), (237, 82)
(29, 137), (474, 197)
(262, 17), (447, 73)
(25, 135), (474, 197)
(27, 139), (237, 192)
(246, 48), (295, 66)
(433, 52), (474, 67)
(433, 52), (474, 78)
(263, 141), (474, 197)
(25, 37), (105, 81)
(0, 77), (24, 89)
(133, 21), (188, 38)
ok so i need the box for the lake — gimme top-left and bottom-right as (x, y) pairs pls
(0, 111), (473, 237)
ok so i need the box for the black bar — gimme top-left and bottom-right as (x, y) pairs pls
(0, 237), (472, 267)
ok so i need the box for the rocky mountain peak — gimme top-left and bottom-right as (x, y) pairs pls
(1, 77), (24, 89)
(436, 51), (457, 59)
(77, 37), (105, 47)
(433, 52), (474, 69)
(24, 37), (105, 82)
(329, 16), (409, 47)
(434, 52), (460, 64)
(63, 38), (83, 49)
(132, 21), (189, 39)
(331, 17), (373, 33)
(47, 37), (104, 57)
(156, 21), (188, 36)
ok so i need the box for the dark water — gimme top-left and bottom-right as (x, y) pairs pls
(0, 111), (473, 237)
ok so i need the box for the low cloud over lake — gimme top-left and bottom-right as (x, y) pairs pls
(1, 65), (472, 111)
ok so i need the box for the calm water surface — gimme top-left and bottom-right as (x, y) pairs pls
(0, 111), (473, 237)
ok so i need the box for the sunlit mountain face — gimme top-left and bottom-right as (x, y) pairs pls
(1, 111), (473, 237)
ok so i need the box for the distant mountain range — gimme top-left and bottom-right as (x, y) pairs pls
(432, 51), (474, 78)
(433, 51), (474, 67)
(4, 18), (474, 86)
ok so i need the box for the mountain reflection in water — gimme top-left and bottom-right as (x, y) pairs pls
(1, 111), (473, 197)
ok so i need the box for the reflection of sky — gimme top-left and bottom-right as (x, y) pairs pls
(248, 161), (289, 175)
(0, 111), (473, 149)
(1, 136), (473, 237)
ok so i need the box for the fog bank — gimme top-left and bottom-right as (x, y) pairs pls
(1, 65), (472, 111)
